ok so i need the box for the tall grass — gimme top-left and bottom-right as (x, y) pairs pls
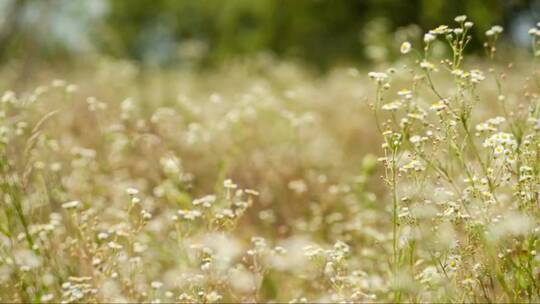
(0, 15), (539, 303)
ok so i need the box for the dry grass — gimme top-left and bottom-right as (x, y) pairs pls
(1, 16), (540, 303)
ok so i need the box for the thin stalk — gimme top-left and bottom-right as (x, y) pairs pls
(391, 146), (401, 302)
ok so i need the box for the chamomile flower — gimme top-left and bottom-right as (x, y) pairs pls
(400, 41), (412, 54)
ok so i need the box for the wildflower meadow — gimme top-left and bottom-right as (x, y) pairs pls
(1, 9), (540, 303)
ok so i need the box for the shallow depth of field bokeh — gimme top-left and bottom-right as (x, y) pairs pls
(3, 1), (540, 303)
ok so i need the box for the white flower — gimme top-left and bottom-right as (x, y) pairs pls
(483, 132), (517, 162)
(397, 89), (412, 99)
(367, 71), (389, 84)
(487, 116), (506, 125)
(41, 294), (54, 302)
(141, 210), (152, 220)
(424, 33), (436, 43)
(519, 166), (534, 181)
(1, 91), (16, 103)
(92, 257), (102, 266)
(430, 25), (449, 35)
(430, 100), (448, 112)
(470, 70), (485, 83)
(206, 291), (222, 302)
(52, 79), (66, 87)
(193, 195), (217, 207)
(451, 69), (464, 77)
(454, 15), (467, 23)
(381, 100), (403, 111)
(288, 179), (307, 194)
(160, 156), (182, 175)
(476, 122), (495, 132)
(483, 132), (517, 149)
(178, 209), (202, 220)
(400, 41), (412, 54)
(410, 135), (428, 146)
(420, 60), (437, 71)
(400, 160), (425, 172)
(416, 266), (441, 284)
(125, 187), (139, 195)
(447, 255), (461, 271)
(486, 25), (503, 37)
(492, 25), (504, 34)
(107, 241), (123, 250)
(62, 200), (81, 210)
(223, 179), (238, 189)
(476, 117), (505, 132)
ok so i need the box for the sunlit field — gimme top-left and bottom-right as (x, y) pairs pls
(2, 14), (540, 303)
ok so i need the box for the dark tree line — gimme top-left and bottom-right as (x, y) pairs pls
(0, 0), (536, 68)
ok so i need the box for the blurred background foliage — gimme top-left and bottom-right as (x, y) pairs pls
(0, 0), (538, 70)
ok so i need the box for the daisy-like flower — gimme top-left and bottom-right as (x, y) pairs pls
(400, 41), (412, 54)
(420, 60), (437, 71)
(483, 132), (518, 163)
(381, 100), (403, 111)
(476, 117), (505, 133)
(424, 33), (436, 43)
(486, 25), (503, 37)
(400, 160), (425, 172)
(397, 89), (413, 99)
(62, 200), (81, 210)
(193, 195), (217, 208)
(430, 100), (448, 112)
(470, 69), (485, 83)
(454, 15), (467, 23)
(368, 71), (389, 84)
(430, 25), (449, 35)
